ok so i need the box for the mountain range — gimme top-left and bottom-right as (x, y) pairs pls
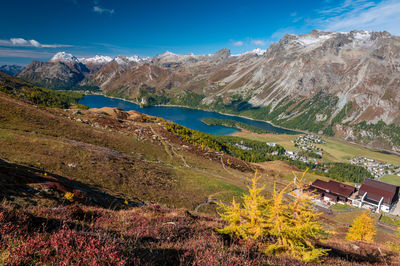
(12, 30), (400, 152)
(0, 64), (24, 76)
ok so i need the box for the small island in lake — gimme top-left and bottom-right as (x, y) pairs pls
(201, 118), (273, 134)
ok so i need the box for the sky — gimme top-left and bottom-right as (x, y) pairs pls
(1, 0), (400, 65)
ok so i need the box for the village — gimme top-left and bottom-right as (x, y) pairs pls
(238, 134), (400, 216)
(350, 156), (400, 179)
(267, 134), (325, 164)
(269, 134), (400, 181)
(265, 135), (400, 216)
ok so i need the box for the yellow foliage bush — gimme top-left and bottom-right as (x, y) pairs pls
(218, 170), (329, 262)
(64, 192), (74, 202)
(346, 210), (376, 242)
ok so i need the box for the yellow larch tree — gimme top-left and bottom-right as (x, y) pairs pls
(346, 210), (376, 242)
(266, 170), (329, 262)
(218, 169), (329, 262)
(217, 172), (269, 241)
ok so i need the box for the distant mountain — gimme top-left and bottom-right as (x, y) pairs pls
(17, 59), (90, 90)
(0, 65), (24, 76)
(235, 48), (266, 56)
(17, 52), (151, 89)
(15, 30), (400, 151)
(49, 51), (80, 63)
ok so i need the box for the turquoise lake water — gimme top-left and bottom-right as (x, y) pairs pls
(79, 95), (299, 135)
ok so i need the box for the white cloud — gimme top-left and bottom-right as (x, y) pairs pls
(251, 40), (266, 46)
(317, 0), (400, 35)
(232, 41), (243, 46)
(93, 6), (114, 15)
(0, 38), (72, 48)
(318, 0), (375, 15)
(10, 38), (29, 46)
(41, 44), (73, 48)
(0, 48), (54, 58)
(29, 39), (41, 47)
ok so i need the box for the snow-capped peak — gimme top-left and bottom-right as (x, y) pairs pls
(161, 51), (175, 56)
(114, 56), (130, 65)
(232, 48), (266, 57)
(126, 55), (141, 62)
(114, 55), (149, 65)
(352, 30), (371, 41)
(155, 51), (178, 59)
(241, 48), (266, 56)
(80, 55), (113, 64)
(50, 52), (79, 63)
(297, 33), (333, 46)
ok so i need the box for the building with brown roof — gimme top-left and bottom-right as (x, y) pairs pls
(309, 179), (356, 203)
(357, 178), (399, 213)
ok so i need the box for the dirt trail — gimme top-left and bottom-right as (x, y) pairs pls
(171, 147), (190, 168)
(149, 125), (173, 160)
(149, 124), (191, 168)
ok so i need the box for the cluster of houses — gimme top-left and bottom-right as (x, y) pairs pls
(294, 135), (324, 156)
(234, 141), (253, 151)
(309, 178), (400, 213)
(284, 150), (320, 163)
(294, 134), (326, 146)
(350, 156), (400, 179)
(275, 134), (326, 163)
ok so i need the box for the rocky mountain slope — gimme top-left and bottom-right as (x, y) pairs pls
(16, 30), (400, 151)
(0, 64), (24, 76)
(17, 59), (90, 90)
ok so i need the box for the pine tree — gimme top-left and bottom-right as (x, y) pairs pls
(346, 210), (376, 242)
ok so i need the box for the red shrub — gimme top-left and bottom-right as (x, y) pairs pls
(5, 226), (126, 265)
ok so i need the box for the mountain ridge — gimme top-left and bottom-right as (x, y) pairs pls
(15, 30), (400, 151)
(0, 64), (25, 76)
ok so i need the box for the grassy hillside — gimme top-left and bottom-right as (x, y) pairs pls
(0, 72), (84, 108)
(2, 76), (400, 264)
(0, 74), (299, 210)
(0, 91), (255, 210)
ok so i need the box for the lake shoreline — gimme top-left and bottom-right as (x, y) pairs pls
(82, 92), (301, 135)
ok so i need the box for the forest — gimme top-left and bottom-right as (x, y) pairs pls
(163, 121), (285, 162)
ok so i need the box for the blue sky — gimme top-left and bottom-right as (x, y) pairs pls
(1, 0), (400, 65)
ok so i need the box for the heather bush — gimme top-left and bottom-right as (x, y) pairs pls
(3, 226), (126, 265)
(0, 205), (126, 265)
